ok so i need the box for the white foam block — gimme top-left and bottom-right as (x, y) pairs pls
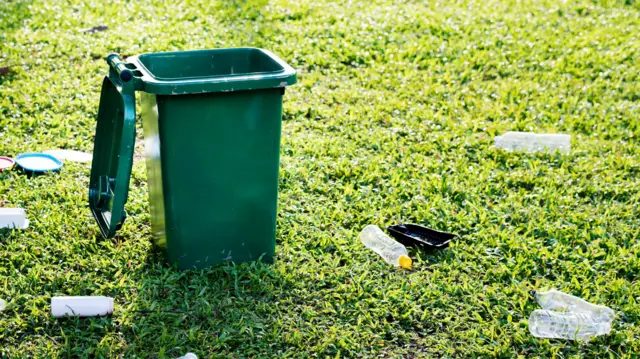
(0, 208), (29, 229)
(51, 296), (114, 317)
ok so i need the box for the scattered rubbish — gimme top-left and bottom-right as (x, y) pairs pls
(535, 289), (615, 320)
(529, 290), (614, 341)
(0, 208), (29, 229)
(177, 353), (198, 359)
(0, 156), (14, 171)
(0, 298), (6, 312)
(388, 224), (456, 250)
(82, 25), (109, 34)
(44, 149), (92, 163)
(360, 225), (412, 269)
(15, 153), (63, 173)
(51, 296), (114, 317)
(494, 131), (571, 154)
(529, 310), (612, 341)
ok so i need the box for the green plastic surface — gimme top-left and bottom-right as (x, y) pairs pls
(128, 48), (296, 95)
(90, 49), (296, 269)
(89, 57), (136, 238)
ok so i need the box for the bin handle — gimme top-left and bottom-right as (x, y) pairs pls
(106, 54), (133, 83)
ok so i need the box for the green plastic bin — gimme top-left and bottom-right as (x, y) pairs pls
(89, 48), (296, 269)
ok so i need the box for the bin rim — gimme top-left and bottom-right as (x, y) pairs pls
(127, 47), (297, 95)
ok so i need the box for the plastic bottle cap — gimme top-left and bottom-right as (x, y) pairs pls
(398, 255), (412, 269)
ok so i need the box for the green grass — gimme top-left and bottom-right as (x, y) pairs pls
(1, 0), (639, 357)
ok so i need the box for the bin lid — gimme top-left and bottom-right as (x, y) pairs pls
(88, 71), (136, 238)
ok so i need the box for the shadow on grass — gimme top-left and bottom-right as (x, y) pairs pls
(116, 245), (293, 358)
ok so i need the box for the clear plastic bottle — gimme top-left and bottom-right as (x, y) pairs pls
(360, 225), (412, 269)
(494, 132), (571, 154)
(528, 310), (612, 341)
(534, 290), (615, 322)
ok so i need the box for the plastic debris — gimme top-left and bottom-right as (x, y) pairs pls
(529, 290), (614, 341)
(360, 225), (412, 269)
(529, 310), (612, 341)
(82, 25), (108, 34)
(387, 223), (456, 250)
(44, 149), (92, 163)
(0, 298), (6, 312)
(0, 208), (29, 229)
(177, 353), (198, 359)
(51, 296), (114, 317)
(495, 131), (571, 154)
(15, 153), (63, 172)
(0, 156), (14, 171)
(535, 289), (615, 321)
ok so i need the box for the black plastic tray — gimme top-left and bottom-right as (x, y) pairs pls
(387, 224), (456, 250)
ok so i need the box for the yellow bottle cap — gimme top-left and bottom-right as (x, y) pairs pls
(398, 255), (412, 269)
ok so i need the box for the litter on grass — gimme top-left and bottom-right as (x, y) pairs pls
(44, 149), (92, 163)
(15, 153), (63, 172)
(528, 289), (615, 341)
(82, 25), (109, 34)
(0, 298), (6, 312)
(0, 208), (29, 229)
(535, 289), (615, 320)
(387, 223), (456, 250)
(0, 156), (14, 171)
(51, 296), (114, 317)
(495, 131), (571, 154)
(360, 225), (412, 269)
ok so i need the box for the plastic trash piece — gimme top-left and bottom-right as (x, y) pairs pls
(177, 353), (198, 359)
(15, 153), (63, 172)
(528, 290), (615, 341)
(534, 289), (615, 322)
(44, 149), (92, 163)
(528, 310), (612, 341)
(0, 208), (29, 229)
(387, 224), (455, 250)
(360, 225), (412, 269)
(495, 131), (571, 154)
(51, 296), (114, 317)
(0, 156), (14, 171)
(0, 298), (6, 312)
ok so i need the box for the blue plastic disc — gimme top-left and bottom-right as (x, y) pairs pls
(15, 153), (63, 172)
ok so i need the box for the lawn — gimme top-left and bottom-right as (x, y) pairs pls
(1, 0), (639, 357)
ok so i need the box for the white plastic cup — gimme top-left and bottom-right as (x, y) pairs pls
(51, 296), (114, 317)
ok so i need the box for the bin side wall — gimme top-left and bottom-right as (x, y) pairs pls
(141, 89), (283, 269)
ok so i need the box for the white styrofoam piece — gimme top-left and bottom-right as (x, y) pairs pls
(44, 149), (92, 163)
(495, 131), (571, 154)
(51, 296), (114, 317)
(0, 208), (29, 229)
